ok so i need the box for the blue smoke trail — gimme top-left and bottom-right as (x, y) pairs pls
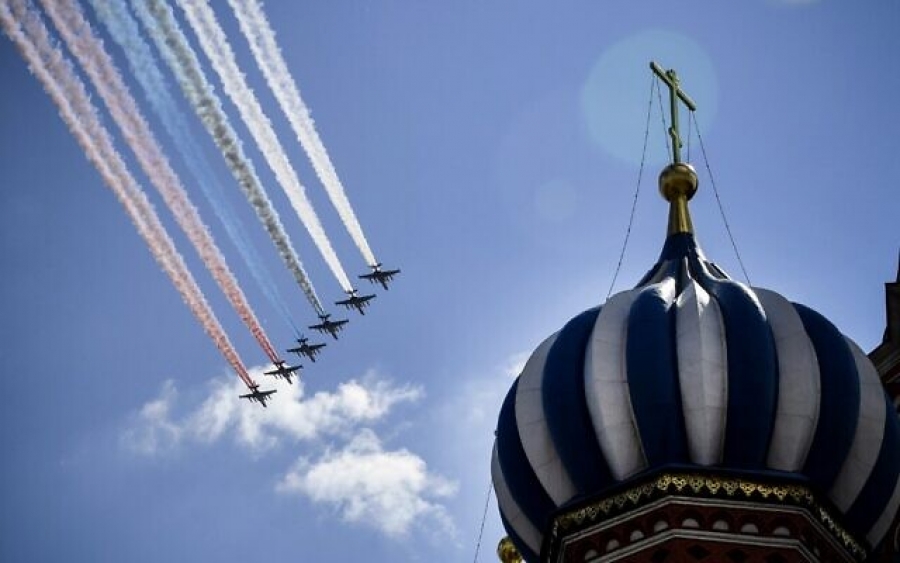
(89, 0), (299, 335)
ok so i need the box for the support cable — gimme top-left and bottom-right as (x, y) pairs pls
(691, 112), (752, 285)
(655, 76), (671, 158)
(606, 76), (656, 299)
(687, 109), (693, 162)
(472, 480), (494, 563)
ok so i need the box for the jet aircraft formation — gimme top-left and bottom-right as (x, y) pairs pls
(243, 266), (400, 407)
(243, 265), (400, 407)
(0, 0), (403, 408)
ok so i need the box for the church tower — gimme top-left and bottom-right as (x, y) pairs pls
(491, 62), (900, 563)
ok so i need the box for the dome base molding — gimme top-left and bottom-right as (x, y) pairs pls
(545, 470), (865, 563)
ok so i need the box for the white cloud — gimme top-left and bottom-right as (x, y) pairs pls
(277, 428), (457, 538)
(443, 350), (528, 433)
(189, 370), (422, 451)
(120, 368), (457, 540)
(122, 367), (422, 455)
(502, 350), (530, 379)
(121, 379), (182, 455)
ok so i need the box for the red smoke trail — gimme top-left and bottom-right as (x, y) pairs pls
(40, 0), (281, 364)
(0, 0), (256, 388)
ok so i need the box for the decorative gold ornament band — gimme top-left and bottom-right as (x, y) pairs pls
(548, 471), (866, 562)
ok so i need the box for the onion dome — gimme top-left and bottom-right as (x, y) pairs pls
(492, 163), (900, 562)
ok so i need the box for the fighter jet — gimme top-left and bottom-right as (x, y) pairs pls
(335, 289), (376, 315)
(359, 263), (400, 290)
(309, 314), (349, 340)
(239, 384), (277, 408)
(263, 360), (302, 384)
(287, 336), (326, 362)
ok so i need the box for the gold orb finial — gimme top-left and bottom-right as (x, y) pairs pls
(659, 162), (699, 202)
(497, 537), (523, 563)
(658, 162), (699, 235)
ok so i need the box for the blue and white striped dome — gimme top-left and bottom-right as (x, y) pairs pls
(492, 231), (900, 562)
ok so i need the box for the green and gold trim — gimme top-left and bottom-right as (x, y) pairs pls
(546, 471), (866, 562)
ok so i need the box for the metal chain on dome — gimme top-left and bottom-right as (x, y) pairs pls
(471, 480), (494, 563)
(606, 76), (656, 299)
(691, 111), (752, 285)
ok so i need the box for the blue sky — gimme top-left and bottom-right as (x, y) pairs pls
(1, 1), (898, 561)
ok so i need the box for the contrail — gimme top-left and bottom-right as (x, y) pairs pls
(133, 0), (326, 317)
(176, 0), (354, 293)
(40, 0), (282, 363)
(87, 0), (300, 336)
(0, 0), (256, 388)
(227, 0), (377, 267)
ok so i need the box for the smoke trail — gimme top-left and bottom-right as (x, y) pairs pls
(133, 0), (325, 318)
(87, 0), (299, 335)
(41, 0), (281, 363)
(176, 0), (354, 293)
(0, 0), (255, 388)
(228, 0), (377, 267)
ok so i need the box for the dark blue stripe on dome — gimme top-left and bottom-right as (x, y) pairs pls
(705, 261), (730, 280)
(542, 307), (614, 494)
(499, 509), (540, 563)
(636, 233), (700, 287)
(844, 392), (900, 543)
(658, 232), (699, 261)
(690, 256), (778, 468)
(626, 273), (688, 466)
(497, 380), (556, 532)
(794, 303), (861, 491)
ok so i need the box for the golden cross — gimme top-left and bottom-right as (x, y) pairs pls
(650, 61), (697, 164)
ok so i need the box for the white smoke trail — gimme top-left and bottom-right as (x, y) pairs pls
(133, 0), (326, 317)
(0, 0), (255, 388)
(227, 0), (377, 267)
(41, 0), (281, 363)
(176, 0), (354, 293)
(87, 0), (300, 335)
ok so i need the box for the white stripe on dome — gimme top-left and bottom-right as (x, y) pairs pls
(756, 288), (821, 471)
(675, 274), (727, 466)
(585, 288), (648, 480)
(491, 443), (542, 555)
(515, 333), (577, 505)
(868, 472), (900, 548)
(829, 340), (887, 511)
